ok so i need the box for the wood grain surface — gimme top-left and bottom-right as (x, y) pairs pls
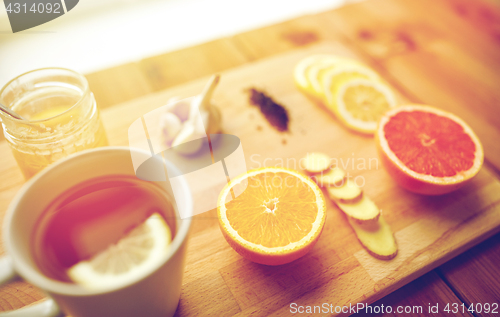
(366, 271), (475, 316)
(1, 0), (500, 315)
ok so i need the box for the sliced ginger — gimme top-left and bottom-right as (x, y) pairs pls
(301, 150), (397, 260)
(327, 179), (362, 203)
(348, 215), (398, 260)
(315, 167), (346, 187)
(336, 196), (379, 224)
(303, 152), (331, 174)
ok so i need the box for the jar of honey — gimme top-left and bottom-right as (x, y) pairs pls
(0, 68), (108, 179)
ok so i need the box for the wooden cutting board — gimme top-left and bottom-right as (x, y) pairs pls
(1, 41), (500, 316)
(100, 42), (500, 316)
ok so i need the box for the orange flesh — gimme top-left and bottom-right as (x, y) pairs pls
(383, 111), (476, 177)
(225, 172), (318, 248)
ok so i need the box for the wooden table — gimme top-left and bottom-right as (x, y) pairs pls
(1, 0), (500, 315)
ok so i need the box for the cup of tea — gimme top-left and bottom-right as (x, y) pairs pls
(0, 147), (192, 317)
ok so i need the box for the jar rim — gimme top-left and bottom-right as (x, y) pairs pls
(0, 67), (90, 125)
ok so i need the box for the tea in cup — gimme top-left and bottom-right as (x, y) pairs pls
(0, 147), (192, 317)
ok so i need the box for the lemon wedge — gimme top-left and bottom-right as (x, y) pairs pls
(68, 213), (172, 289)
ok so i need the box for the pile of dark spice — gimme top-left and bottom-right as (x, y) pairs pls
(247, 88), (289, 132)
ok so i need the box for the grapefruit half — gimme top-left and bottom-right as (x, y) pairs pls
(376, 105), (483, 195)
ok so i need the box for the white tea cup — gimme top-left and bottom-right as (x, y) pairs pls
(0, 147), (192, 317)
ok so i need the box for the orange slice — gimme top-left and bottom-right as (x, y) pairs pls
(217, 167), (326, 265)
(376, 104), (484, 195)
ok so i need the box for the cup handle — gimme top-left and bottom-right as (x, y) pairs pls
(0, 256), (16, 285)
(0, 256), (62, 317)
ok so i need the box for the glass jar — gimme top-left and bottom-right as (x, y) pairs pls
(0, 68), (108, 179)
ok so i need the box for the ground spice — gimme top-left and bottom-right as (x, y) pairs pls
(247, 88), (289, 132)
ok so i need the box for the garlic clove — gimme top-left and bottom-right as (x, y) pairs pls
(170, 101), (191, 122)
(160, 112), (182, 146)
(193, 109), (209, 135)
(172, 123), (203, 155)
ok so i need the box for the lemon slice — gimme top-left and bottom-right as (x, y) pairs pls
(68, 213), (172, 289)
(334, 78), (397, 134)
(322, 64), (379, 109)
(309, 59), (367, 99)
(294, 55), (340, 95)
(305, 57), (350, 98)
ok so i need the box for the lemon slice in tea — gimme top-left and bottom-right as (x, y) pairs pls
(68, 213), (172, 289)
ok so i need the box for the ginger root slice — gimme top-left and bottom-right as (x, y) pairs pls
(315, 167), (346, 187)
(300, 151), (397, 260)
(336, 195), (380, 224)
(327, 179), (362, 203)
(348, 215), (398, 260)
(303, 152), (331, 174)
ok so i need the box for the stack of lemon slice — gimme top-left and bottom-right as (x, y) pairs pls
(294, 54), (397, 134)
